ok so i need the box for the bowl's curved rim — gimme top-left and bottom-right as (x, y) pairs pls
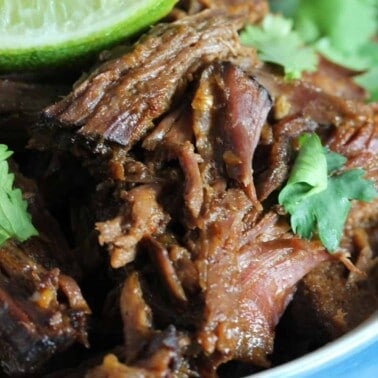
(250, 312), (378, 377)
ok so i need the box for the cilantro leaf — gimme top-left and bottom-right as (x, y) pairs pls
(279, 134), (378, 252)
(354, 67), (378, 101)
(293, 0), (377, 51)
(269, 0), (299, 18)
(315, 39), (378, 71)
(278, 133), (327, 209)
(0, 144), (38, 246)
(240, 14), (318, 79)
(324, 149), (346, 173)
(270, 0), (378, 100)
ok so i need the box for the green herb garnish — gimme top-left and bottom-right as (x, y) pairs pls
(354, 67), (378, 101)
(0, 144), (38, 246)
(279, 134), (378, 252)
(240, 14), (318, 80)
(268, 0), (378, 100)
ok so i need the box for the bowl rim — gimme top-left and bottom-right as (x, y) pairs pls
(251, 312), (378, 377)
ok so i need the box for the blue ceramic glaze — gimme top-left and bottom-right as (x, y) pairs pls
(252, 313), (378, 378)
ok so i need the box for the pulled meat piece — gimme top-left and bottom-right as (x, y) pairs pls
(177, 0), (268, 23)
(91, 59), (329, 372)
(31, 7), (377, 378)
(193, 191), (329, 369)
(120, 271), (154, 363)
(209, 63), (271, 205)
(276, 109), (378, 354)
(234, 239), (329, 360)
(0, 239), (89, 376)
(190, 63), (272, 208)
(290, 257), (378, 341)
(0, 78), (69, 115)
(96, 184), (170, 268)
(255, 116), (318, 201)
(302, 57), (367, 102)
(11, 160), (82, 278)
(0, 164), (89, 375)
(87, 272), (194, 378)
(0, 78), (69, 152)
(41, 10), (248, 148)
(285, 115), (378, 341)
(87, 328), (193, 378)
(253, 68), (373, 127)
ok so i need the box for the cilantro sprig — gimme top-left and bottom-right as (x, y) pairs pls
(240, 14), (318, 80)
(279, 134), (378, 252)
(268, 0), (378, 100)
(0, 144), (38, 246)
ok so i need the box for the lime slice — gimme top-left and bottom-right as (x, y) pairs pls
(0, 0), (177, 71)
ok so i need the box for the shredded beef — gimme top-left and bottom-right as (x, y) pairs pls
(0, 165), (89, 375)
(0, 78), (69, 115)
(176, 0), (268, 23)
(192, 63), (272, 207)
(21, 5), (378, 378)
(40, 10), (248, 148)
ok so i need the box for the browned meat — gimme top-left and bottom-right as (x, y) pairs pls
(326, 109), (378, 174)
(0, 78), (70, 152)
(255, 117), (318, 201)
(120, 272), (154, 363)
(190, 63), (272, 209)
(177, 0), (268, 23)
(192, 191), (329, 369)
(285, 116), (378, 341)
(11, 160), (82, 278)
(302, 57), (367, 102)
(253, 68), (373, 127)
(27, 7), (377, 378)
(87, 328), (193, 378)
(251, 67), (377, 202)
(96, 184), (170, 268)
(73, 54), (330, 373)
(0, 165), (89, 375)
(40, 10), (247, 148)
(289, 257), (378, 341)
(144, 236), (188, 302)
(0, 241), (89, 375)
(275, 112), (378, 349)
(210, 63), (271, 206)
(86, 272), (194, 377)
(143, 103), (204, 219)
(86, 354), (158, 378)
(0, 78), (69, 115)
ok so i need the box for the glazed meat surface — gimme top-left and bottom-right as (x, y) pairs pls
(0, 165), (89, 375)
(41, 10), (248, 148)
(2, 4), (376, 378)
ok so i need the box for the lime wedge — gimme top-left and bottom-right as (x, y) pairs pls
(0, 0), (177, 71)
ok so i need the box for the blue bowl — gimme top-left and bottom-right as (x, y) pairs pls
(252, 313), (378, 377)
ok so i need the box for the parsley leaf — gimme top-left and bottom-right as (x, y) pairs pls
(279, 134), (378, 252)
(0, 144), (38, 246)
(240, 14), (318, 80)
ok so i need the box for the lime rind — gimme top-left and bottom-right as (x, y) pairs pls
(0, 0), (177, 71)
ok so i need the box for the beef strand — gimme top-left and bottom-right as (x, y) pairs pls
(41, 10), (247, 149)
(27, 7), (378, 378)
(0, 165), (89, 375)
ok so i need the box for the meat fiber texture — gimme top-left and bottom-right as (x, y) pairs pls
(31, 8), (378, 378)
(0, 163), (90, 375)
